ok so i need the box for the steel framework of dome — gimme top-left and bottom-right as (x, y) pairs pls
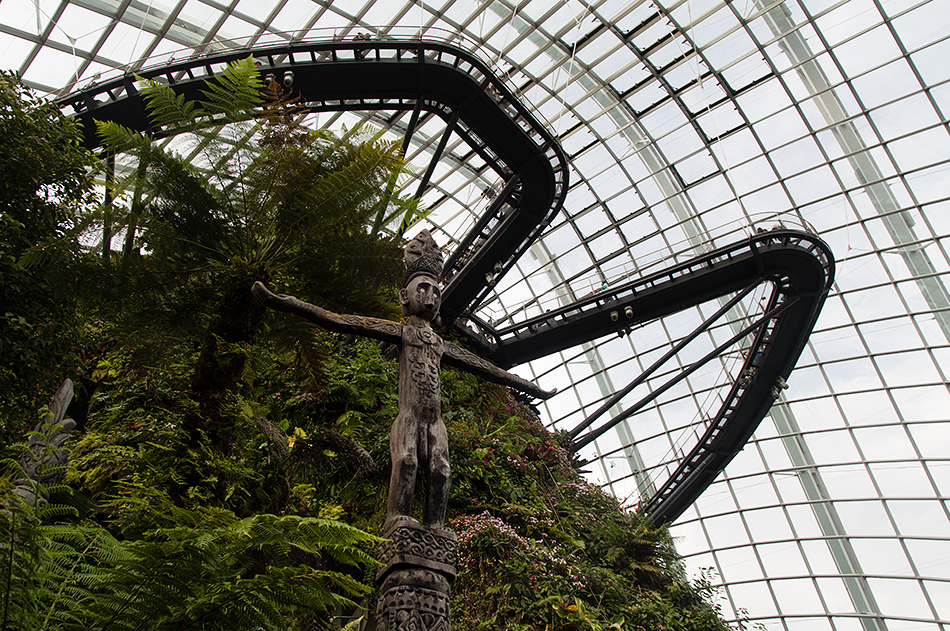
(3, 1), (950, 629)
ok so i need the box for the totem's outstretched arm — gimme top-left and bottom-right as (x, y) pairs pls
(443, 340), (556, 400)
(251, 281), (402, 345)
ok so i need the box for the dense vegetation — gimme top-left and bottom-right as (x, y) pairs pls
(1, 66), (740, 630)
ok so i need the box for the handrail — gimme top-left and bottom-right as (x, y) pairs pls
(465, 230), (832, 365)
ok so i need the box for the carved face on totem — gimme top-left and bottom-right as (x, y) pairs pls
(401, 230), (444, 323)
(400, 274), (441, 322)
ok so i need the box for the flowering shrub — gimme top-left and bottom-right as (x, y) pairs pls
(450, 510), (590, 630)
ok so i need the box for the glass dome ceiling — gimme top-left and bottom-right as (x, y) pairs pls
(4, 0), (950, 629)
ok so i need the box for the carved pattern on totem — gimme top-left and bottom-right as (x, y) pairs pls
(378, 526), (458, 567)
(408, 348), (439, 396)
(340, 313), (400, 337)
(377, 585), (450, 631)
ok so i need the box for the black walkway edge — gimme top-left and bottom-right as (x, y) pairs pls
(645, 232), (833, 523)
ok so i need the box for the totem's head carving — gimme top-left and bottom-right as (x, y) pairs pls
(402, 230), (443, 287)
(400, 230), (443, 321)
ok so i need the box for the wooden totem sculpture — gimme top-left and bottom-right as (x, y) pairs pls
(253, 230), (553, 630)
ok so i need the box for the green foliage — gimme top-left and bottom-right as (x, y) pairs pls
(66, 355), (280, 518)
(93, 56), (416, 323)
(0, 71), (99, 439)
(84, 57), (423, 451)
(1, 474), (377, 631)
(322, 337), (398, 421)
(72, 509), (375, 631)
(0, 72), (97, 246)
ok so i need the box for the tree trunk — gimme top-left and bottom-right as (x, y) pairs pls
(187, 265), (269, 451)
(120, 157), (149, 275)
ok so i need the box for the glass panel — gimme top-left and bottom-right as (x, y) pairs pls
(8, 0), (950, 628)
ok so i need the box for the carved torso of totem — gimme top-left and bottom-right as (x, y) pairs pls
(398, 324), (444, 420)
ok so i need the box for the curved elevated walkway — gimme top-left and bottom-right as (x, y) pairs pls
(642, 233), (833, 522)
(461, 230), (833, 522)
(58, 38), (569, 328)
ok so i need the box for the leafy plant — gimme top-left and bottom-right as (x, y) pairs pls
(1, 475), (378, 631)
(87, 57), (425, 451)
(0, 71), (99, 440)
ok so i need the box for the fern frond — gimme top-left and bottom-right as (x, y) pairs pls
(140, 76), (202, 132)
(17, 207), (101, 269)
(200, 56), (264, 121)
(375, 192), (429, 238)
(293, 140), (405, 233)
(95, 120), (154, 155)
(67, 510), (378, 631)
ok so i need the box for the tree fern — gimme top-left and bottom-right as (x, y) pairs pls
(95, 58), (419, 316)
(2, 476), (378, 631)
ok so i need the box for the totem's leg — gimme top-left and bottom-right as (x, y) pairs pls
(377, 414), (455, 629)
(386, 411), (418, 524)
(422, 418), (451, 529)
